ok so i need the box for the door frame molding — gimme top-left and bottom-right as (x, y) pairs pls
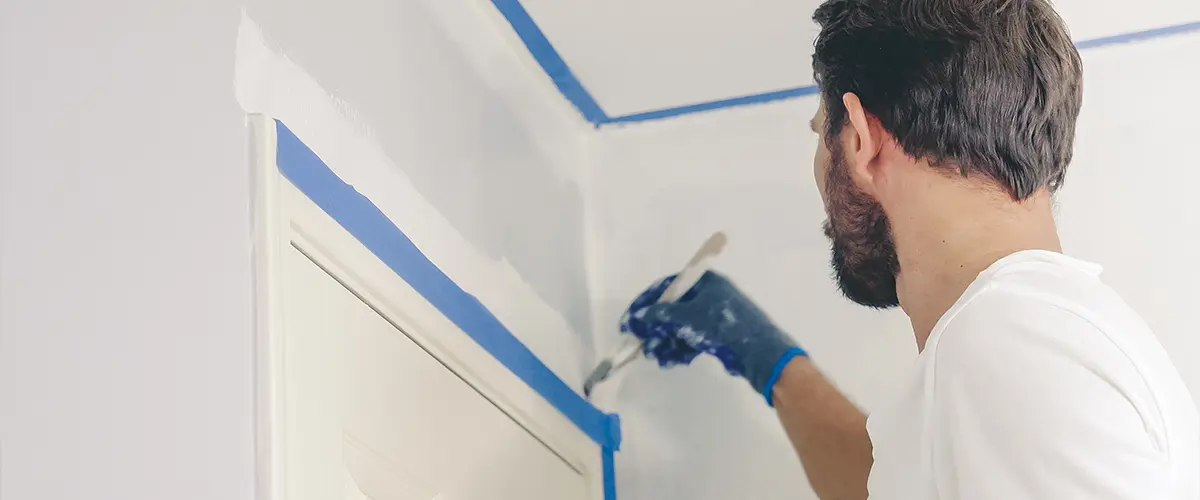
(250, 114), (614, 500)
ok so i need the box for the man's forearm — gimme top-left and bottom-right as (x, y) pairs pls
(773, 357), (872, 500)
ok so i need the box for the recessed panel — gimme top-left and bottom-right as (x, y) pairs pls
(280, 246), (588, 499)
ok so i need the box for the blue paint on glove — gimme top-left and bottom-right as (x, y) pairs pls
(619, 271), (806, 405)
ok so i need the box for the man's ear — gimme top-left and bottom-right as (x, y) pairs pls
(841, 92), (884, 191)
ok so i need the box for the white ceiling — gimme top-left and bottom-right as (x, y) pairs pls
(518, 0), (1200, 119)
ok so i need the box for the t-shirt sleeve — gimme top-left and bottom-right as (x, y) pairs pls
(929, 291), (1169, 499)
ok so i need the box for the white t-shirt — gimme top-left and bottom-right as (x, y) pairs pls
(866, 250), (1199, 499)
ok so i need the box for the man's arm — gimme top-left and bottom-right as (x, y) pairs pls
(774, 357), (873, 500)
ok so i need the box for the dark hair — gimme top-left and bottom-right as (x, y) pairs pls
(812, 0), (1083, 200)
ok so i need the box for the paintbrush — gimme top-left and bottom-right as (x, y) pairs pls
(583, 231), (728, 399)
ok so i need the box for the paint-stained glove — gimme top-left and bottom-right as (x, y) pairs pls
(620, 271), (807, 405)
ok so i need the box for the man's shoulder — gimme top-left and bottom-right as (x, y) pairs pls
(927, 266), (1156, 400)
(924, 264), (1198, 480)
(934, 256), (1150, 364)
(915, 267), (1198, 500)
(927, 266), (1188, 434)
(938, 279), (1111, 349)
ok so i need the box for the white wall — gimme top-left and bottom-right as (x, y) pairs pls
(0, 1), (256, 499)
(590, 32), (1200, 500)
(1, 1), (599, 499)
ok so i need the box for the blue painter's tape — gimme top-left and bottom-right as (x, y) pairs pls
(488, 0), (1199, 126)
(604, 85), (820, 125)
(1074, 21), (1200, 50)
(603, 447), (617, 500)
(274, 120), (621, 451)
(596, 20), (1200, 125)
(489, 0), (608, 124)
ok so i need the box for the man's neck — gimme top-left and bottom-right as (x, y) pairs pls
(892, 187), (1061, 351)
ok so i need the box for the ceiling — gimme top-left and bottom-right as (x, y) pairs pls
(510, 0), (1200, 123)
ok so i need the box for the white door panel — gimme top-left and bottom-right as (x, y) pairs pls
(281, 245), (588, 500)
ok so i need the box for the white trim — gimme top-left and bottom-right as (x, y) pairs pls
(250, 114), (285, 500)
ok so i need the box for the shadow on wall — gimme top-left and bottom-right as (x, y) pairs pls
(245, 0), (594, 338)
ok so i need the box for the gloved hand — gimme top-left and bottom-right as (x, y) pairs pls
(619, 270), (807, 406)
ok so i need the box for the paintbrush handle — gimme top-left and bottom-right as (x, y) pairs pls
(613, 231), (728, 366)
(656, 231), (728, 303)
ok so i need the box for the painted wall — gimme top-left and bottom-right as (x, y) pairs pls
(242, 0), (596, 343)
(590, 32), (1200, 500)
(1, 1), (598, 499)
(0, 1), (256, 499)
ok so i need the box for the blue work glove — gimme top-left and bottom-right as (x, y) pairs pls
(619, 271), (807, 406)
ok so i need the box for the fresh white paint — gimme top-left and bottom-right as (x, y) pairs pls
(235, 0), (597, 386)
(520, 0), (1200, 116)
(589, 31), (1200, 500)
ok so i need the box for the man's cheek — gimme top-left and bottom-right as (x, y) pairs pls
(814, 146), (831, 204)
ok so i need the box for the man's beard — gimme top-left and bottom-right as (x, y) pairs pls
(822, 140), (901, 308)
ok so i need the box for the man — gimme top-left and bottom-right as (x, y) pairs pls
(619, 0), (1200, 498)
